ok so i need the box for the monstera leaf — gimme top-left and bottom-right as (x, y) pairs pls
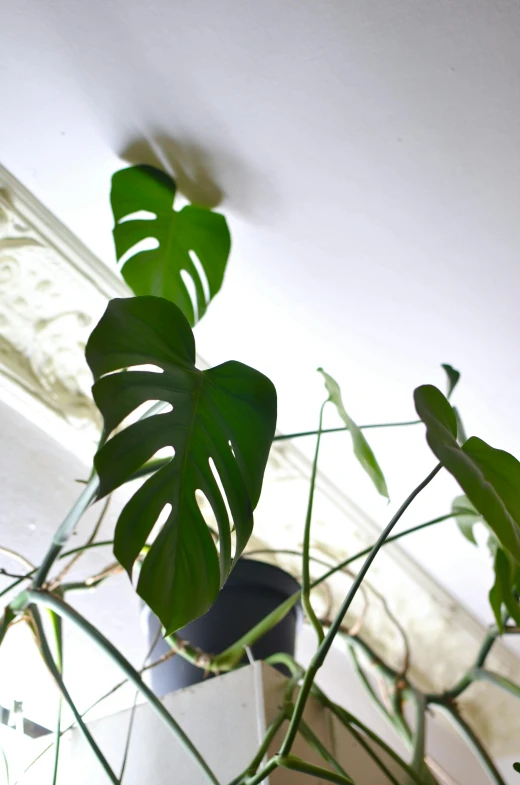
(318, 368), (388, 498)
(415, 385), (520, 562)
(111, 165), (230, 326)
(86, 296), (277, 632)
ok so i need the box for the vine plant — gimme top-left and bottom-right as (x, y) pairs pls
(1, 164), (520, 784)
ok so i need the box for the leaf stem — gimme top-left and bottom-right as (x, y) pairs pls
(426, 627), (500, 702)
(49, 609), (63, 785)
(297, 718), (352, 781)
(471, 668), (520, 700)
(435, 703), (506, 785)
(278, 463), (442, 758)
(273, 420), (421, 442)
(32, 475), (100, 589)
(410, 690), (426, 776)
(21, 591), (221, 785)
(302, 401), (327, 645)
(279, 754), (353, 784)
(30, 606), (118, 784)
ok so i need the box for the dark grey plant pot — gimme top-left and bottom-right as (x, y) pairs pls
(141, 558), (303, 696)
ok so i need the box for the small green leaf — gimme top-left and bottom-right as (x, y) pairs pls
(452, 495), (481, 545)
(415, 385), (520, 563)
(111, 165), (231, 326)
(86, 296), (277, 633)
(513, 762), (520, 774)
(495, 549), (520, 626)
(318, 368), (388, 498)
(441, 364), (460, 399)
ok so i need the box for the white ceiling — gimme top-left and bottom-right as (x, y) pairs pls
(2, 0), (520, 628)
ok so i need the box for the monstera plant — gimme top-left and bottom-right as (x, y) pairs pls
(1, 164), (520, 785)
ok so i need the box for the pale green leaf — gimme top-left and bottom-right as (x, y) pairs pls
(318, 368), (388, 498)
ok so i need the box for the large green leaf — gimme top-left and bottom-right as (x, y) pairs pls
(111, 165), (231, 326)
(318, 368), (388, 498)
(414, 385), (520, 562)
(86, 296), (277, 633)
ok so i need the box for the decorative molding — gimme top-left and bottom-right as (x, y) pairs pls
(0, 164), (129, 459)
(0, 164), (518, 753)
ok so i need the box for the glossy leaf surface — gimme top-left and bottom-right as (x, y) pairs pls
(318, 368), (388, 498)
(86, 296), (277, 632)
(111, 165), (230, 326)
(415, 385), (520, 562)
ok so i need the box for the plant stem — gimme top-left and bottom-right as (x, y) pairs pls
(279, 463), (442, 758)
(435, 704), (506, 785)
(279, 754), (354, 783)
(237, 710), (286, 781)
(30, 606), (119, 784)
(59, 540), (114, 559)
(410, 690), (426, 775)
(273, 420), (420, 442)
(21, 590), (220, 785)
(49, 609), (63, 785)
(302, 401), (327, 645)
(315, 689), (421, 785)
(298, 718), (352, 780)
(311, 512), (458, 590)
(243, 757), (278, 785)
(427, 628), (500, 702)
(471, 668), (520, 700)
(32, 475), (100, 589)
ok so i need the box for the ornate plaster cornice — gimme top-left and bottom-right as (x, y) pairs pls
(0, 165), (128, 459)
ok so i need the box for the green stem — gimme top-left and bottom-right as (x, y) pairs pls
(273, 420), (420, 442)
(410, 690), (426, 775)
(247, 512), (459, 592)
(32, 475), (100, 589)
(30, 606), (118, 785)
(21, 591), (220, 785)
(279, 463), (442, 757)
(315, 689), (422, 785)
(346, 644), (393, 724)
(243, 757), (278, 785)
(302, 401), (327, 645)
(436, 704), (506, 785)
(427, 628), (500, 702)
(467, 668), (520, 701)
(236, 710), (285, 781)
(279, 754), (353, 784)
(298, 719), (352, 781)
(265, 652), (303, 679)
(49, 609), (63, 785)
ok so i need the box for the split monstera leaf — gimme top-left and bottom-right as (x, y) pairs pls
(86, 296), (276, 633)
(111, 164), (230, 326)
